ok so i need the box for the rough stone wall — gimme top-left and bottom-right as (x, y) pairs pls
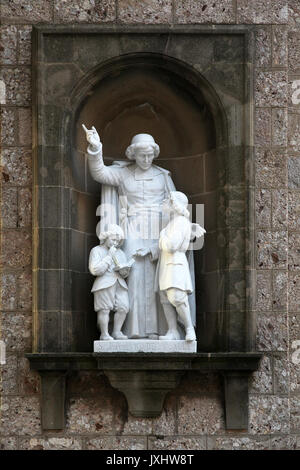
(0, 0), (299, 450)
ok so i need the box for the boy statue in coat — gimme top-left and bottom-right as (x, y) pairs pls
(89, 223), (134, 341)
(156, 191), (206, 342)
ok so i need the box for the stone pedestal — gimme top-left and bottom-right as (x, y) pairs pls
(94, 339), (197, 353)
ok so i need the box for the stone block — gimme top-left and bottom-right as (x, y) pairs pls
(273, 270), (288, 311)
(121, 415), (153, 436)
(1, 0), (53, 23)
(1, 312), (32, 352)
(255, 71), (287, 107)
(288, 156), (300, 188)
(256, 189), (271, 228)
(237, 0), (288, 24)
(149, 437), (206, 450)
(18, 26), (32, 65)
(0, 354), (18, 394)
(288, 232), (300, 270)
(270, 435), (297, 450)
(207, 436), (269, 450)
(0, 25), (17, 64)
(151, 395), (176, 436)
(288, 191), (300, 229)
(273, 26), (288, 66)
(249, 355), (272, 394)
(42, 64), (83, 107)
(38, 228), (70, 270)
(86, 437), (146, 450)
(255, 28), (271, 67)
(290, 397), (300, 431)
(0, 438), (18, 450)
(0, 396), (40, 436)
(66, 397), (115, 434)
(256, 270), (272, 311)
(1, 187), (18, 228)
(70, 190), (98, 233)
(249, 396), (290, 434)
(39, 187), (70, 228)
(272, 109), (287, 147)
(255, 148), (287, 189)
(177, 371), (222, 394)
(256, 312), (288, 352)
(53, 0), (116, 23)
(1, 273), (17, 310)
(272, 189), (287, 229)
(256, 230), (288, 269)
(1, 148), (32, 186)
(19, 438), (82, 450)
(0, 67), (31, 106)
(18, 357), (40, 395)
(0, 107), (17, 145)
(289, 0), (300, 29)
(68, 371), (110, 397)
(177, 395), (225, 434)
(118, 0), (172, 23)
(290, 317), (300, 393)
(18, 268), (32, 311)
(288, 114), (300, 153)
(174, 0), (235, 24)
(255, 108), (271, 146)
(18, 108), (32, 146)
(288, 273), (300, 312)
(0, 230), (32, 268)
(18, 187), (32, 228)
(289, 33), (300, 72)
(273, 354), (289, 393)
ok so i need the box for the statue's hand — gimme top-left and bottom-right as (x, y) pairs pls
(82, 124), (102, 152)
(134, 247), (150, 257)
(109, 246), (117, 256)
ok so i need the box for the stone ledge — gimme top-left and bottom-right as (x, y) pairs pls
(26, 351), (262, 371)
(26, 352), (262, 428)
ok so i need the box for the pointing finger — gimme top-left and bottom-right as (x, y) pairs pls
(82, 123), (88, 132)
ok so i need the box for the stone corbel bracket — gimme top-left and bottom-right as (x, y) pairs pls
(26, 352), (262, 431)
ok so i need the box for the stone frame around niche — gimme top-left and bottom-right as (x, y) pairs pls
(28, 24), (261, 430)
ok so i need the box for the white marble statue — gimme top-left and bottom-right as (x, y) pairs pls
(89, 223), (134, 341)
(156, 192), (206, 342)
(83, 126), (178, 339)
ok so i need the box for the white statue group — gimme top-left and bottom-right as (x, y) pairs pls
(83, 126), (206, 343)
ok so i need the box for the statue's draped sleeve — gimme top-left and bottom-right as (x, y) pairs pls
(87, 146), (123, 187)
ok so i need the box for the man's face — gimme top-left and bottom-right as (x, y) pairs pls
(135, 147), (155, 171)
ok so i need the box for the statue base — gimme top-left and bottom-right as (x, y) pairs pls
(94, 339), (197, 353)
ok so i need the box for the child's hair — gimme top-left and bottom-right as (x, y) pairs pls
(97, 223), (125, 246)
(170, 191), (190, 219)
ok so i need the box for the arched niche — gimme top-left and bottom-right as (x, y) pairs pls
(69, 53), (228, 351)
(30, 26), (260, 431)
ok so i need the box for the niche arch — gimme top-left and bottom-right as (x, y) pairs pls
(30, 26), (259, 430)
(67, 53), (229, 351)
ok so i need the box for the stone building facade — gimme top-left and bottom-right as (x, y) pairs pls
(0, 0), (300, 450)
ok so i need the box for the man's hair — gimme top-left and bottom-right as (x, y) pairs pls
(125, 143), (160, 160)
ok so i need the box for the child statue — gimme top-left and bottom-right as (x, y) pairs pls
(89, 223), (134, 341)
(157, 191), (206, 342)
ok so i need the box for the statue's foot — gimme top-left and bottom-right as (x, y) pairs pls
(100, 333), (114, 341)
(159, 330), (180, 341)
(112, 331), (128, 340)
(185, 327), (196, 342)
(148, 334), (159, 340)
